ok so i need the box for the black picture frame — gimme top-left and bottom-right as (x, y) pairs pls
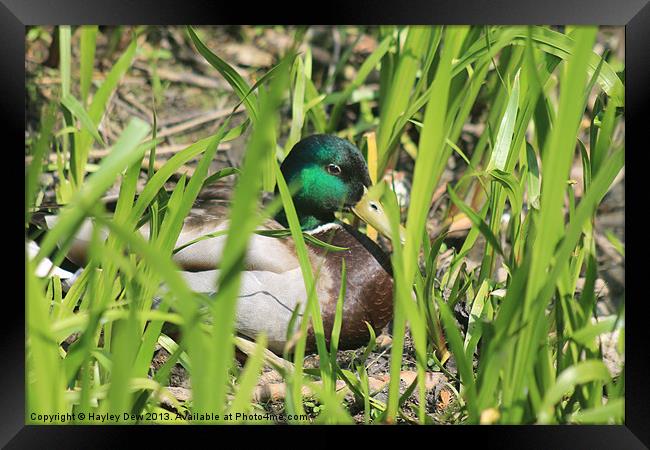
(9, 0), (648, 447)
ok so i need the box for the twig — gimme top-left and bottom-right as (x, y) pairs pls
(140, 157), (195, 178)
(27, 142), (231, 166)
(113, 95), (151, 124)
(132, 61), (226, 90)
(157, 107), (223, 127)
(157, 108), (237, 139)
(120, 91), (154, 119)
(89, 142), (231, 159)
(234, 336), (295, 374)
(35, 75), (145, 86)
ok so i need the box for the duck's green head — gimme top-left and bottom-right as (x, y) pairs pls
(276, 134), (401, 242)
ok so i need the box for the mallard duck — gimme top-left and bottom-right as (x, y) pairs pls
(47, 134), (400, 355)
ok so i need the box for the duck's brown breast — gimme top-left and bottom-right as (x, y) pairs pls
(305, 222), (393, 352)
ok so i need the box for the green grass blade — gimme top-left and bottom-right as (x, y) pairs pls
(129, 124), (247, 223)
(35, 118), (151, 265)
(59, 26), (71, 98)
(76, 38), (137, 185)
(194, 58), (289, 420)
(275, 161), (333, 394)
(383, 189), (407, 423)
(504, 26), (602, 423)
(187, 26), (257, 122)
(327, 35), (392, 133)
(403, 26), (468, 283)
(26, 103), (57, 219)
(61, 94), (106, 147)
(537, 360), (611, 424)
(464, 279), (489, 360)
(79, 25), (98, 106)
(568, 398), (624, 424)
(487, 70), (520, 171)
(285, 55), (307, 152)
(26, 260), (66, 419)
(329, 259), (346, 360)
(525, 142), (541, 209)
(447, 185), (506, 259)
(453, 26), (624, 106)
(436, 294), (480, 423)
(377, 26), (432, 171)
(230, 334), (268, 419)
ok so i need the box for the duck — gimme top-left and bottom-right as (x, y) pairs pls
(45, 134), (401, 355)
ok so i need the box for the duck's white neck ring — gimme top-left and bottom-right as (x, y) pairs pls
(305, 222), (342, 235)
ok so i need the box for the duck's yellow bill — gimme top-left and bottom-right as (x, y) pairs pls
(351, 187), (406, 245)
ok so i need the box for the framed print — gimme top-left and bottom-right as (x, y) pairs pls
(8, 0), (648, 446)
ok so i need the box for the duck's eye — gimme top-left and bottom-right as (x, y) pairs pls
(327, 164), (341, 175)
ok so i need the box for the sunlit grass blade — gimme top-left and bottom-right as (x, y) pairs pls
(382, 188), (407, 423)
(192, 57), (290, 421)
(275, 161), (333, 416)
(26, 260), (66, 421)
(463, 280), (489, 360)
(487, 70), (520, 172)
(230, 334), (268, 419)
(26, 103), (57, 220)
(35, 118), (151, 266)
(436, 294), (479, 423)
(447, 185), (506, 260)
(79, 25), (98, 106)
(503, 26), (601, 423)
(61, 93), (106, 147)
(537, 360), (611, 424)
(377, 26), (432, 172)
(568, 398), (624, 424)
(329, 260), (346, 360)
(285, 54), (307, 152)
(403, 26), (468, 281)
(129, 124), (248, 223)
(327, 35), (392, 133)
(75, 38), (138, 186)
(454, 26), (624, 106)
(187, 26), (257, 122)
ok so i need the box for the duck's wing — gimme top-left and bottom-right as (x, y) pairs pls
(181, 268), (309, 354)
(43, 192), (301, 274)
(169, 214), (301, 273)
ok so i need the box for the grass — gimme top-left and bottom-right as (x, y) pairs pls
(25, 25), (624, 424)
